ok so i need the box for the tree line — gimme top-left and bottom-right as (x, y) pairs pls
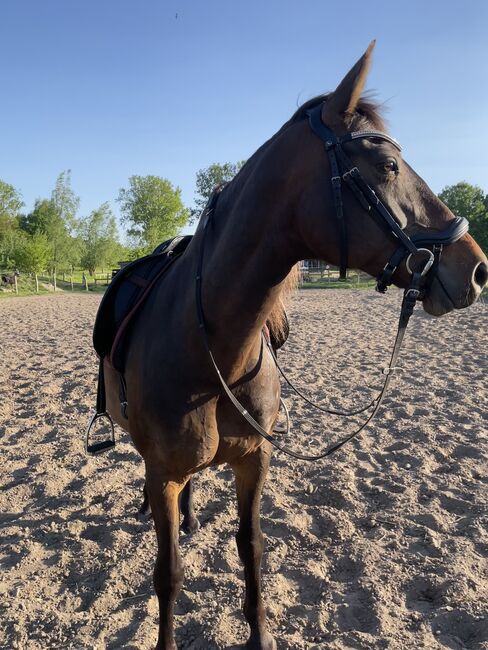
(0, 164), (486, 290)
(0, 162), (243, 289)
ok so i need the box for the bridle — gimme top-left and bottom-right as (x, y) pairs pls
(195, 106), (470, 461)
(306, 104), (469, 291)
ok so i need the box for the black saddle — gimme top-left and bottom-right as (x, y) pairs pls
(93, 235), (192, 372)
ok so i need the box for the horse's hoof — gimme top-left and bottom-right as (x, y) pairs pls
(136, 504), (152, 522)
(181, 517), (200, 534)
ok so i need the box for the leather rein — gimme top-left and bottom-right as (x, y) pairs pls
(195, 105), (469, 461)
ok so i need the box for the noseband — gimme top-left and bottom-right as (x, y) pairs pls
(306, 104), (469, 292)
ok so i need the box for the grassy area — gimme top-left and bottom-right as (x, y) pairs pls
(0, 272), (110, 298)
(38, 271), (112, 293)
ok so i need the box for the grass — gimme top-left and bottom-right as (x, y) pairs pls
(0, 272), (109, 298)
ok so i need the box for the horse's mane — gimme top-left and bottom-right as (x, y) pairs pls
(267, 265), (299, 342)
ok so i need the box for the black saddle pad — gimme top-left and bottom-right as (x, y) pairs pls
(93, 235), (192, 370)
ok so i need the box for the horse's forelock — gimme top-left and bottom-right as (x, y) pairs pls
(287, 92), (387, 132)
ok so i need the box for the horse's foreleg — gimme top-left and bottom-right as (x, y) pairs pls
(231, 445), (276, 650)
(138, 480), (199, 534)
(180, 478), (199, 534)
(145, 468), (184, 650)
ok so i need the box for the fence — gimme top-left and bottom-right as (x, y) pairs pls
(299, 264), (375, 288)
(40, 271), (113, 292)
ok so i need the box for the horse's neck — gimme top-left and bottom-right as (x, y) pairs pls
(199, 181), (295, 368)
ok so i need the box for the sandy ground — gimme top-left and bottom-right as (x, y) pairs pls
(0, 289), (487, 650)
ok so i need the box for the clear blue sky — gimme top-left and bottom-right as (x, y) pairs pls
(1, 0), (487, 234)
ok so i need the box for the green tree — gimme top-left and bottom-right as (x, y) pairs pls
(51, 170), (80, 232)
(20, 171), (81, 275)
(192, 161), (245, 221)
(117, 175), (189, 253)
(79, 203), (120, 275)
(20, 198), (58, 235)
(0, 180), (24, 267)
(439, 182), (488, 253)
(22, 198), (72, 274)
(0, 180), (23, 222)
(13, 232), (50, 292)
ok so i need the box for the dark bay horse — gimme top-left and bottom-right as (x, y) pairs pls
(102, 43), (487, 649)
(1, 270), (20, 287)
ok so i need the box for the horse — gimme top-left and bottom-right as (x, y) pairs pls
(100, 42), (487, 649)
(1, 270), (19, 287)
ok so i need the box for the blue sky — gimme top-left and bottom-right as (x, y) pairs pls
(1, 0), (487, 234)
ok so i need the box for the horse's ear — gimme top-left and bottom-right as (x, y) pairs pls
(322, 40), (375, 123)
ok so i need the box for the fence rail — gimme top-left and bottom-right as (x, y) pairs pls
(0, 269), (114, 295)
(2, 266), (377, 296)
(299, 265), (375, 288)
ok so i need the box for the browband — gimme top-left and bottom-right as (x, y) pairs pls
(307, 103), (401, 151)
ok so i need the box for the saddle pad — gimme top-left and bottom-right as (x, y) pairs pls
(93, 235), (192, 371)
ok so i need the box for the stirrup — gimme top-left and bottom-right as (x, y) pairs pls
(86, 411), (116, 454)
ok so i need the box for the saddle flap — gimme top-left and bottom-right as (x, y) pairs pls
(92, 235), (192, 369)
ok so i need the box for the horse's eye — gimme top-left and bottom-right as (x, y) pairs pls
(377, 159), (399, 176)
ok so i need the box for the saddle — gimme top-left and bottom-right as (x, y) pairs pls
(93, 235), (192, 372)
(86, 235), (192, 454)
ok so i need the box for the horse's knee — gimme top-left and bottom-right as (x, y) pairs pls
(154, 553), (184, 598)
(236, 526), (264, 562)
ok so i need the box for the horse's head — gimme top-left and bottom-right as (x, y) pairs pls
(290, 42), (487, 315)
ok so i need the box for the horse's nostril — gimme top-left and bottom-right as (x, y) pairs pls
(474, 261), (488, 289)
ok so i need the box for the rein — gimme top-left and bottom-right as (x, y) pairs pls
(195, 108), (469, 461)
(196, 198), (423, 461)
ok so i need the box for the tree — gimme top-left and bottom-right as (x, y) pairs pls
(13, 232), (50, 292)
(191, 161), (245, 221)
(439, 182), (488, 254)
(79, 203), (120, 274)
(51, 170), (80, 233)
(20, 171), (81, 276)
(21, 198), (72, 275)
(0, 180), (24, 267)
(0, 180), (23, 222)
(20, 198), (58, 235)
(117, 175), (189, 253)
